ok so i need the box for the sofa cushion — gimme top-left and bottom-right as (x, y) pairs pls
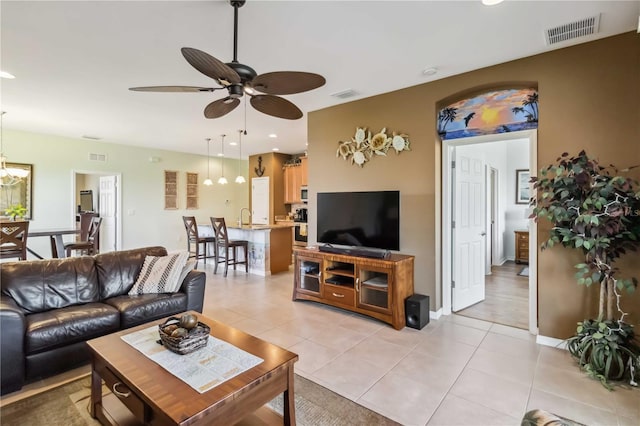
(0, 257), (99, 314)
(25, 303), (120, 354)
(95, 246), (167, 299)
(128, 251), (189, 295)
(104, 293), (188, 328)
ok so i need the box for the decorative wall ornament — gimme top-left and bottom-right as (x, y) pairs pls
(437, 88), (538, 140)
(186, 172), (199, 209)
(164, 170), (178, 210)
(254, 155), (265, 176)
(337, 127), (410, 167)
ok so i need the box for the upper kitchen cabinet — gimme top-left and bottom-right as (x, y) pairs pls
(284, 155), (308, 204)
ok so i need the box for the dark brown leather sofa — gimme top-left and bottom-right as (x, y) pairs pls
(0, 246), (206, 395)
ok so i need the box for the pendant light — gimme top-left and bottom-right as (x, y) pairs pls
(235, 129), (246, 184)
(217, 134), (228, 185)
(203, 138), (213, 186)
(0, 111), (29, 187)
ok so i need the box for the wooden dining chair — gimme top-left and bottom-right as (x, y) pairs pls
(78, 212), (99, 241)
(210, 217), (248, 277)
(182, 216), (215, 265)
(0, 221), (30, 261)
(64, 217), (102, 256)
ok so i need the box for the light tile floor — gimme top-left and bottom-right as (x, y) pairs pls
(201, 265), (639, 426)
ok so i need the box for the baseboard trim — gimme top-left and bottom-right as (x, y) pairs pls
(430, 308), (443, 320)
(536, 334), (568, 350)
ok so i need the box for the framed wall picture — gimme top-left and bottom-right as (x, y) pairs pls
(516, 169), (530, 204)
(0, 163), (33, 219)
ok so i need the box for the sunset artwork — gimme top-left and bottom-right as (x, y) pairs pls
(437, 88), (538, 140)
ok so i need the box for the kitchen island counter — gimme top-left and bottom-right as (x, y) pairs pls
(199, 223), (292, 275)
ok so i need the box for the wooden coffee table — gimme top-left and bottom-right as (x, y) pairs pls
(87, 311), (298, 425)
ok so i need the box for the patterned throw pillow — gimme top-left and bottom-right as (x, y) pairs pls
(129, 251), (189, 295)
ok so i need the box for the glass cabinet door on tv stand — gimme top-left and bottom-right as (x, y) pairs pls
(295, 255), (322, 297)
(357, 264), (391, 314)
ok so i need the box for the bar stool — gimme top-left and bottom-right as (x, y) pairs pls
(182, 216), (215, 265)
(210, 217), (248, 277)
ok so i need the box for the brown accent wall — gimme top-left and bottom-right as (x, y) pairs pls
(308, 32), (640, 339)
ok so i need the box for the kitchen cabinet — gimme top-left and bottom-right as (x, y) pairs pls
(283, 158), (306, 204)
(300, 156), (308, 186)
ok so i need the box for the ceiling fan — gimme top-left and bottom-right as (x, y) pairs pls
(129, 0), (325, 120)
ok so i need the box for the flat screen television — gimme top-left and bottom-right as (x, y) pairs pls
(79, 190), (94, 212)
(317, 190), (400, 251)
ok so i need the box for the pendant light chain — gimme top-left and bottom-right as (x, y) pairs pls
(203, 138), (213, 186)
(218, 134), (228, 185)
(235, 129), (246, 183)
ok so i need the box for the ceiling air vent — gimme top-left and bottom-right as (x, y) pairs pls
(88, 153), (107, 162)
(330, 89), (358, 99)
(545, 14), (600, 45)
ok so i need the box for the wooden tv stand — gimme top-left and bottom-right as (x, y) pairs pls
(292, 247), (414, 329)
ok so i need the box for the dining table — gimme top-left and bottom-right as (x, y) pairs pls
(27, 228), (81, 259)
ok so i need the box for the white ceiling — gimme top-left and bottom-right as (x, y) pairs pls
(2, 1), (638, 159)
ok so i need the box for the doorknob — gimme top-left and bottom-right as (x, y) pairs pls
(480, 232), (486, 236)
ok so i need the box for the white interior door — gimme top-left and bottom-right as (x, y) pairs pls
(452, 147), (486, 311)
(251, 177), (269, 225)
(99, 175), (117, 252)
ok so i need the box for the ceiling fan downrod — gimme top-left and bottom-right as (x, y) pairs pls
(230, 0), (246, 63)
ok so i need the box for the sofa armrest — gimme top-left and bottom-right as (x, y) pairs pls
(1, 295), (26, 395)
(179, 270), (206, 313)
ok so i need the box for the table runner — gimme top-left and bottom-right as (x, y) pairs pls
(121, 325), (263, 393)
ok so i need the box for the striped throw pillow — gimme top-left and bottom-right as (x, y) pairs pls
(129, 251), (189, 295)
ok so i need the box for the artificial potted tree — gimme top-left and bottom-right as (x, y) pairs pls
(532, 150), (640, 389)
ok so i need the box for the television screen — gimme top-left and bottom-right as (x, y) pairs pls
(80, 190), (94, 212)
(317, 191), (400, 251)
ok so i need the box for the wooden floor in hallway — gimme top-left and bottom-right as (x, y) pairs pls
(456, 261), (529, 330)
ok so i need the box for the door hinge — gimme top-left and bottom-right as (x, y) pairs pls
(451, 160), (456, 168)
(452, 280), (456, 288)
(452, 220), (456, 228)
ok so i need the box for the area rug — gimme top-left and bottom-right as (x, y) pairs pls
(518, 266), (530, 276)
(1, 374), (399, 426)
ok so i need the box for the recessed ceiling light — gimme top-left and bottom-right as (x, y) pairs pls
(272, 148), (279, 152)
(422, 67), (438, 76)
(217, 153), (224, 157)
(268, 134), (277, 138)
(0, 71), (15, 79)
(229, 142), (237, 146)
(482, 0), (504, 5)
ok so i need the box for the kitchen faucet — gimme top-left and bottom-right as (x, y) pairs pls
(239, 208), (252, 226)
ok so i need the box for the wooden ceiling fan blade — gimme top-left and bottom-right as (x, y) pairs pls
(250, 95), (303, 120)
(181, 47), (241, 85)
(204, 98), (240, 119)
(251, 72), (326, 95)
(129, 86), (219, 92)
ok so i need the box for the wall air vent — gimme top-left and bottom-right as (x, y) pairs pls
(330, 89), (358, 99)
(88, 153), (107, 162)
(545, 14), (600, 45)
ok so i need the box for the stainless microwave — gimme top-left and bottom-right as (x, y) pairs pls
(300, 186), (308, 202)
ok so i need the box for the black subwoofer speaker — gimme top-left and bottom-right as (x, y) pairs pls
(405, 294), (429, 329)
